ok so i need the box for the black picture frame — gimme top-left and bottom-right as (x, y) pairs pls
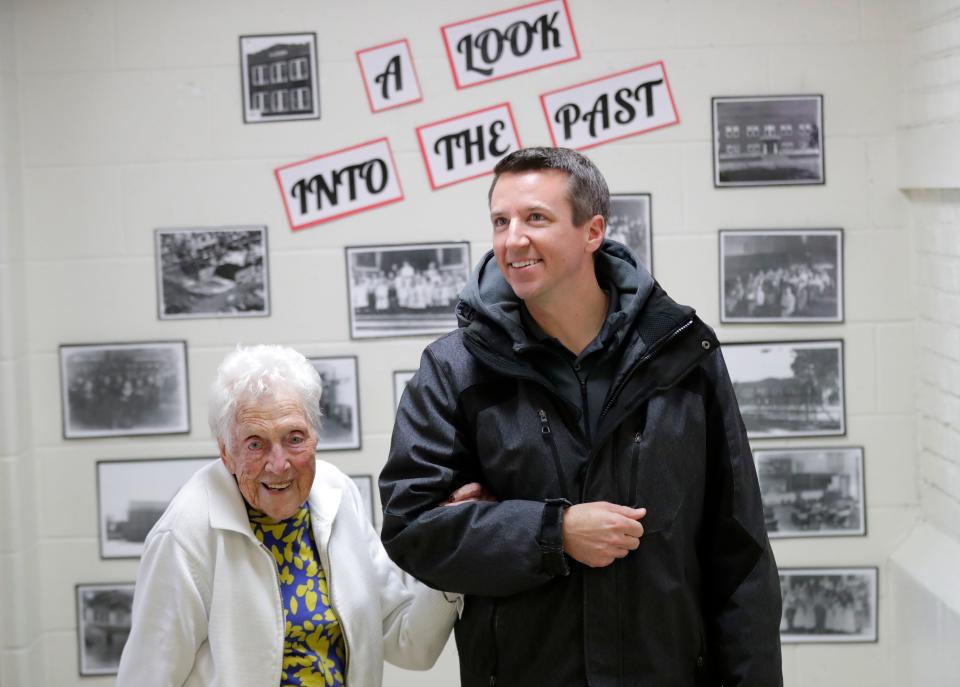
(345, 241), (471, 339)
(719, 228), (843, 323)
(723, 339), (845, 439)
(779, 567), (878, 643)
(155, 225), (270, 320)
(755, 446), (865, 539)
(76, 582), (135, 676)
(608, 193), (653, 273)
(348, 474), (376, 526)
(712, 94), (825, 188)
(307, 356), (362, 451)
(59, 341), (190, 439)
(96, 457), (214, 559)
(239, 32), (321, 123)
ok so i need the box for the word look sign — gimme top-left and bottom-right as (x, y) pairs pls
(274, 138), (403, 230)
(441, 0), (579, 89)
(416, 103), (521, 190)
(540, 62), (680, 150)
(356, 39), (422, 113)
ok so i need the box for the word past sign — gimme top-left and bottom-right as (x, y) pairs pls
(540, 62), (680, 150)
(442, 0), (579, 89)
(417, 103), (521, 190)
(275, 138), (403, 230)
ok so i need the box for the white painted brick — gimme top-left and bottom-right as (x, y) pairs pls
(0, 360), (23, 456)
(649, 234), (717, 327)
(861, 0), (906, 42)
(876, 323), (917, 413)
(915, 13), (960, 55)
(919, 418), (960, 459)
(918, 285), (941, 321)
(865, 136), (909, 229)
(846, 228), (915, 322)
(23, 166), (123, 261)
(920, 481), (960, 541)
(852, 414), (918, 507)
(846, 325), (878, 414)
(0, 648), (37, 687)
(911, 0), (960, 29)
(919, 320), (960, 360)
(13, 0), (113, 73)
(921, 452), (960, 499)
(919, 255), (960, 292)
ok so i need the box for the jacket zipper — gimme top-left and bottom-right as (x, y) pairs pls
(599, 318), (696, 419)
(539, 409), (570, 501)
(628, 431), (642, 508)
(489, 603), (500, 686)
(319, 539), (352, 679)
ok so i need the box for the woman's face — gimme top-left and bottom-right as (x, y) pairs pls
(220, 389), (317, 521)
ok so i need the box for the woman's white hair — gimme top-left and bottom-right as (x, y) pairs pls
(208, 345), (323, 448)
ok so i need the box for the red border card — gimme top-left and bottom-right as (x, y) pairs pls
(441, 0), (580, 89)
(274, 138), (404, 231)
(415, 103), (522, 190)
(539, 62), (681, 151)
(355, 38), (423, 113)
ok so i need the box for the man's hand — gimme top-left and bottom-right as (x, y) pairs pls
(562, 502), (646, 568)
(442, 482), (497, 506)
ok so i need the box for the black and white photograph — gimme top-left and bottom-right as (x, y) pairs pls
(712, 95), (824, 187)
(76, 582), (135, 676)
(607, 193), (652, 272)
(720, 228), (843, 323)
(97, 457), (213, 558)
(779, 568), (878, 643)
(346, 242), (471, 339)
(239, 32), (320, 123)
(60, 341), (190, 439)
(756, 447), (865, 538)
(724, 340), (845, 439)
(349, 474), (376, 526)
(308, 356), (361, 451)
(155, 226), (269, 319)
(393, 370), (415, 412)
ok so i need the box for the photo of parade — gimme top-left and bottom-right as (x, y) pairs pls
(346, 242), (470, 338)
(779, 569), (877, 643)
(724, 340), (844, 438)
(60, 342), (190, 439)
(756, 447), (865, 538)
(155, 226), (269, 319)
(720, 229), (842, 323)
(607, 193), (652, 272)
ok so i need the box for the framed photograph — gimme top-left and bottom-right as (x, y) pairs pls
(239, 32), (320, 123)
(779, 568), (878, 643)
(755, 447), (865, 538)
(607, 193), (652, 272)
(155, 226), (269, 320)
(60, 341), (190, 439)
(97, 457), (213, 558)
(76, 582), (135, 676)
(712, 95), (824, 187)
(308, 356), (361, 451)
(393, 370), (415, 412)
(349, 474), (376, 526)
(723, 340), (845, 439)
(345, 242), (471, 339)
(719, 228), (842, 323)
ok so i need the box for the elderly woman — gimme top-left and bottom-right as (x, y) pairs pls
(117, 345), (458, 686)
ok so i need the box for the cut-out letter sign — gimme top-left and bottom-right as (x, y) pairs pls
(356, 39), (422, 113)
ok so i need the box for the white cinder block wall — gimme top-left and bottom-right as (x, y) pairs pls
(0, 0), (950, 685)
(890, 0), (960, 682)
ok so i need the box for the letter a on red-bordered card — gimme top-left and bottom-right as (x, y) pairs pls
(540, 62), (681, 151)
(274, 138), (404, 231)
(441, 0), (580, 89)
(416, 103), (522, 190)
(356, 39), (423, 113)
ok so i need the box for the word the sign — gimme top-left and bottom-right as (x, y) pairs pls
(356, 39), (422, 113)
(441, 0), (579, 89)
(540, 62), (680, 150)
(274, 138), (403, 230)
(416, 103), (521, 190)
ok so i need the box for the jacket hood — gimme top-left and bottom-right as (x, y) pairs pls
(457, 239), (657, 353)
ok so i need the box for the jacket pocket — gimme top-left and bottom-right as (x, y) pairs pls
(454, 595), (499, 681)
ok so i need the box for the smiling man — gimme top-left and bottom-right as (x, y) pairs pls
(380, 147), (783, 687)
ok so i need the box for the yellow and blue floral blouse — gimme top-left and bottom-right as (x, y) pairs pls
(247, 503), (347, 687)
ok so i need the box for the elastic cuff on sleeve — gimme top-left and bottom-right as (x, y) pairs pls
(538, 498), (571, 577)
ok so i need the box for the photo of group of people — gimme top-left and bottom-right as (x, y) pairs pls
(779, 569), (877, 643)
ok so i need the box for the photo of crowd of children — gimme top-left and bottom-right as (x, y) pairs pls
(779, 568), (877, 643)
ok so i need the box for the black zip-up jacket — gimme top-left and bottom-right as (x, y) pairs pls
(380, 242), (783, 687)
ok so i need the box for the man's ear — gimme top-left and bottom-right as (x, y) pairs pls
(584, 214), (606, 254)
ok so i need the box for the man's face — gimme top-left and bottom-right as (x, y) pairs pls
(490, 169), (603, 310)
(220, 389), (317, 521)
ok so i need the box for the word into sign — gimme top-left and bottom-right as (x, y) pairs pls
(441, 0), (579, 89)
(274, 138), (404, 230)
(540, 62), (680, 150)
(416, 103), (522, 190)
(356, 39), (422, 113)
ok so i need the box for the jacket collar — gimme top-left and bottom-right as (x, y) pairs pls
(206, 459), (343, 552)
